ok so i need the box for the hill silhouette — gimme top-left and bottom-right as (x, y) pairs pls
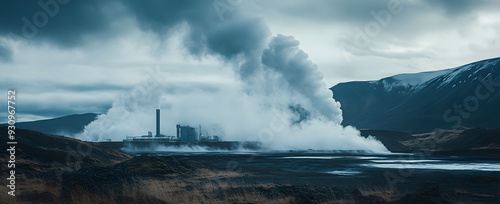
(0, 113), (97, 136)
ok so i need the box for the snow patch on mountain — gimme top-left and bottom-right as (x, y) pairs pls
(438, 58), (500, 88)
(370, 58), (500, 92)
(473, 59), (500, 75)
(438, 64), (473, 88)
(371, 68), (454, 92)
(393, 69), (452, 86)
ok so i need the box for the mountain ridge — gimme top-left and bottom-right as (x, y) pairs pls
(331, 57), (500, 133)
(0, 113), (98, 136)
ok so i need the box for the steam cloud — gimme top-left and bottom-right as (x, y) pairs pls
(78, 1), (388, 153)
(262, 35), (342, 123)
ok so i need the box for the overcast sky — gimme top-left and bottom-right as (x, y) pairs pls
(1, 0), (500, 122)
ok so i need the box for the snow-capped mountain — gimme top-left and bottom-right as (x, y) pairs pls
(331, 57), (500, 133)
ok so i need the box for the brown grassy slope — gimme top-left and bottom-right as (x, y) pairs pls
(0, 126), (132, 185)
(362, 128), (500, 152)
(0, 126), (131, 166)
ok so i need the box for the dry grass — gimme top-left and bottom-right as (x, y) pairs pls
(5, 167), (498, 203)
(2, 168), (295, 204)
(357, 185), (397, 202)
(59, 177), (296, 204)
(1, 173), (61, 204)
(455, 189), (495, 197)
(130, 170), (296, 204)
(0, 186), (17, 204)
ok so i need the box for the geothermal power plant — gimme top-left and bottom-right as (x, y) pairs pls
(121, 109), (260, 150)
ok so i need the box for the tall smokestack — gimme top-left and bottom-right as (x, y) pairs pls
(156, 108), (160, 137)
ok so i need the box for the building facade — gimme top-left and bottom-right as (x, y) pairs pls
(176, 124), (198, 142)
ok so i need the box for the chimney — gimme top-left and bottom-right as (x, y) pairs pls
(156, 108), (160, 137)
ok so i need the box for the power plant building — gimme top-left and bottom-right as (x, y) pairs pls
(125, 109), (221, 143)
(176, 124), (198, 142)
(122, 108), (261, 150)
(156, 108), (160, 137)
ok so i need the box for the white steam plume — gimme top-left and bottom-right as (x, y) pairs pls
(77, 34), (388, 153)
(261, 34), (342, 123)
(77, 1), (388, 153)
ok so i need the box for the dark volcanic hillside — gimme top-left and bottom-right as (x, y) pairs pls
(360, 128), (500, 153)
(332, 57), (500, 133)
(0, 126), (130, 171)
(0, 113), (97, 136)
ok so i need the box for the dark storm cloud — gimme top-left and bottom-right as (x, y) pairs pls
(206, 18), (270, 79)
(0, 0), (270, 81)
(1, 0), (497, 52)
(2, 0), (498, 123)
(122, 0), (216, 55)
(0, 0), (113, 47)
(122, 0), (270, 79)
(0, 0), (272, 120)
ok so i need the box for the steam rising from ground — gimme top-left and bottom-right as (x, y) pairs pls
(261, 35), (342, 123)
(78, 3), (388, 153)
(77, 34), (388, 152)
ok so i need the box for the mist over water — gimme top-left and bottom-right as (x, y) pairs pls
(77, 3), (389, 153)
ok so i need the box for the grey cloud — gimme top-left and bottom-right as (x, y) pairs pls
(0, 78), (122, 121)
(3, 0), (498, 126)
(207, 18), (270, 79)
(257, 0), (499, 24)
(122, 0), (216, 33)
(0, 79), (129, 93)
(0, 0), (114, 48)
(19, 101), (111, 119)
(1, 0), (498, 52)
(258, 0), (500, 49)
(339, 40), (432, 60)
(423, 0), (492, 16)
(122, 0), (217, 55)
(256, 0), (391, 24)
(0, 42), (12, 63)
(52, 83), (131, 93)
(122, 0), (270, 80)
(0, 0), (273, 119)
(207, 18), (269, 59)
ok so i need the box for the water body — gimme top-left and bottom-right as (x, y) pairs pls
(134, 150), (497, 195)
(127, 149), (500, 175)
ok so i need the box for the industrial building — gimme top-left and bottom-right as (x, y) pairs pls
(176, 124), (198, 142)
(121, 108), (261, 151)
(124, 108), (219, 142)
(156, 108), (160, 137)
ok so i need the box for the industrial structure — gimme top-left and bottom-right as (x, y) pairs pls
(121, 108), (260, 150)
(156, 108), (160, 137)
(176, 124), (197, 142)
(124, 108), (220, 142)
